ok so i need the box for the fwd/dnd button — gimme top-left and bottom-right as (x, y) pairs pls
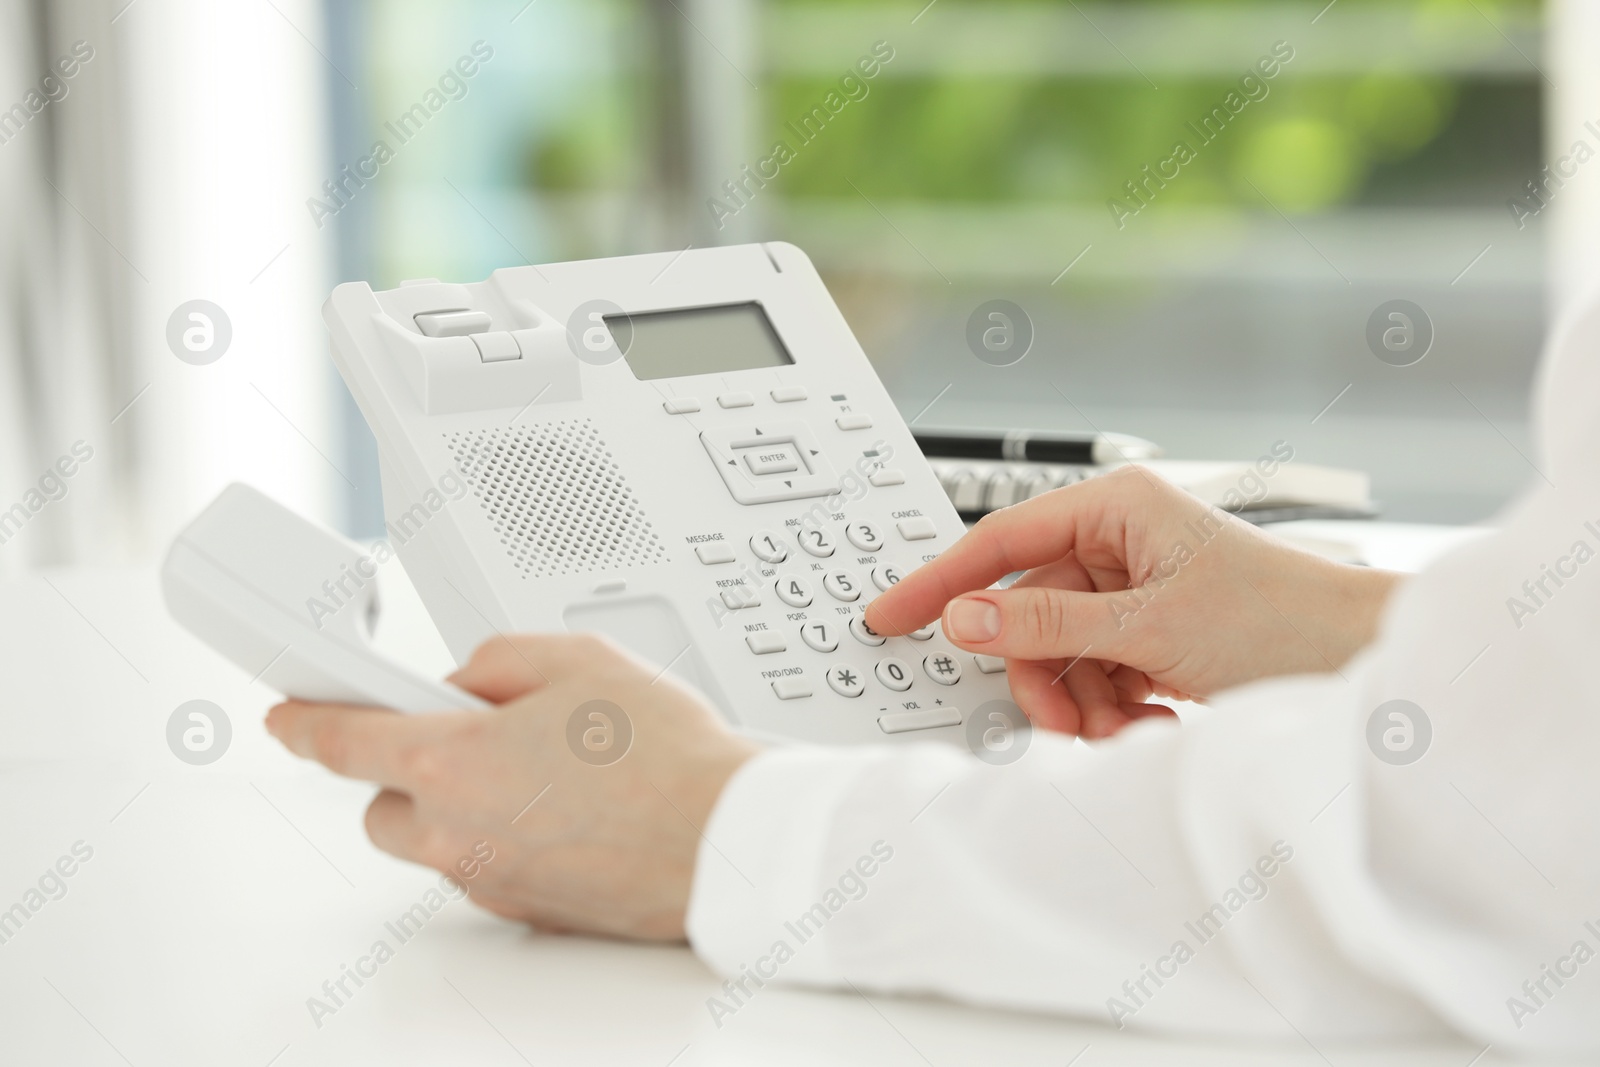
(772, 677), (812, 700)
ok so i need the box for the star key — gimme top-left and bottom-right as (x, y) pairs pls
(826, 664), (866, 698)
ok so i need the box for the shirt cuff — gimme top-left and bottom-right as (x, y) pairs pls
(685, 743), (893, 984)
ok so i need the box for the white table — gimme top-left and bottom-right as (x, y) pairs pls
(0, 524), (1559, 1066)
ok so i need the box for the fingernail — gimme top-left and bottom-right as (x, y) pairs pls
(946, 598), (1001, 643)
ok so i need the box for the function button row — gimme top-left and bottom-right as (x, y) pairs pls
(974, 654), (1007, 674)
(836, 412), (873, 431)
(896, 516), (937, 541)
(720, 586), (760, 610)
(667, 388), (809, 415)
(868, 469), (905, 488)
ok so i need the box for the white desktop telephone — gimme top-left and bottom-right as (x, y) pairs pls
(166, 242), (1011, 744)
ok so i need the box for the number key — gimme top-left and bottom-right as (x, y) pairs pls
(825, 664), (866, 698)
(822, 570), (861, 602)
(871, 565), (904, 591)
(875, 657), (912, 692)
(845, 521), (884, 553)
(796, 525), (836, 558)
(922, 653), (961, 685)
(774, 575), (814, 608)
(750, 530), (787, 563)
(800, 621), (839, 653)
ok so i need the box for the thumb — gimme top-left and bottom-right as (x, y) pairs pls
(941, 587), (1139, 662)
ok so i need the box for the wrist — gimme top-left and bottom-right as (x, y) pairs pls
(1302, 559), (1405, 668)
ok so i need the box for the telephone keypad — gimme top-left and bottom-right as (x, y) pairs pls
(712, 514), (976, 729)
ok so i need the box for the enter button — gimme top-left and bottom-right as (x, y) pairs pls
(743, 447), (801, 476)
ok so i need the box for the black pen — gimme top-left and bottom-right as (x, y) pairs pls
(913, 428), (1162, 466)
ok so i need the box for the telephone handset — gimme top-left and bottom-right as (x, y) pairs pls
(170, 243), (1011, 745)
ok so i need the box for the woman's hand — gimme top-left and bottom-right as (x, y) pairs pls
(865, 466), (1402, 738)
(266, 633), (757, 940)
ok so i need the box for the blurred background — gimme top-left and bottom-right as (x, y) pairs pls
(2, 0), (1592, 575)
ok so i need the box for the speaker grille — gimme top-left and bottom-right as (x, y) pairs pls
(446, 420), (668, 579)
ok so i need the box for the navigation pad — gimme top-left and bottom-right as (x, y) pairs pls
(700, 421), (840, 504)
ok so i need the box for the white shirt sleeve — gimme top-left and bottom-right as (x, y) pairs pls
(686, 296), (1600, 1056)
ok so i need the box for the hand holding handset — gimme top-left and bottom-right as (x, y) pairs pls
(162, 483), (489, 713)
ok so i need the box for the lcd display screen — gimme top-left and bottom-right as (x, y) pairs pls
(607, 302), (794, 380)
